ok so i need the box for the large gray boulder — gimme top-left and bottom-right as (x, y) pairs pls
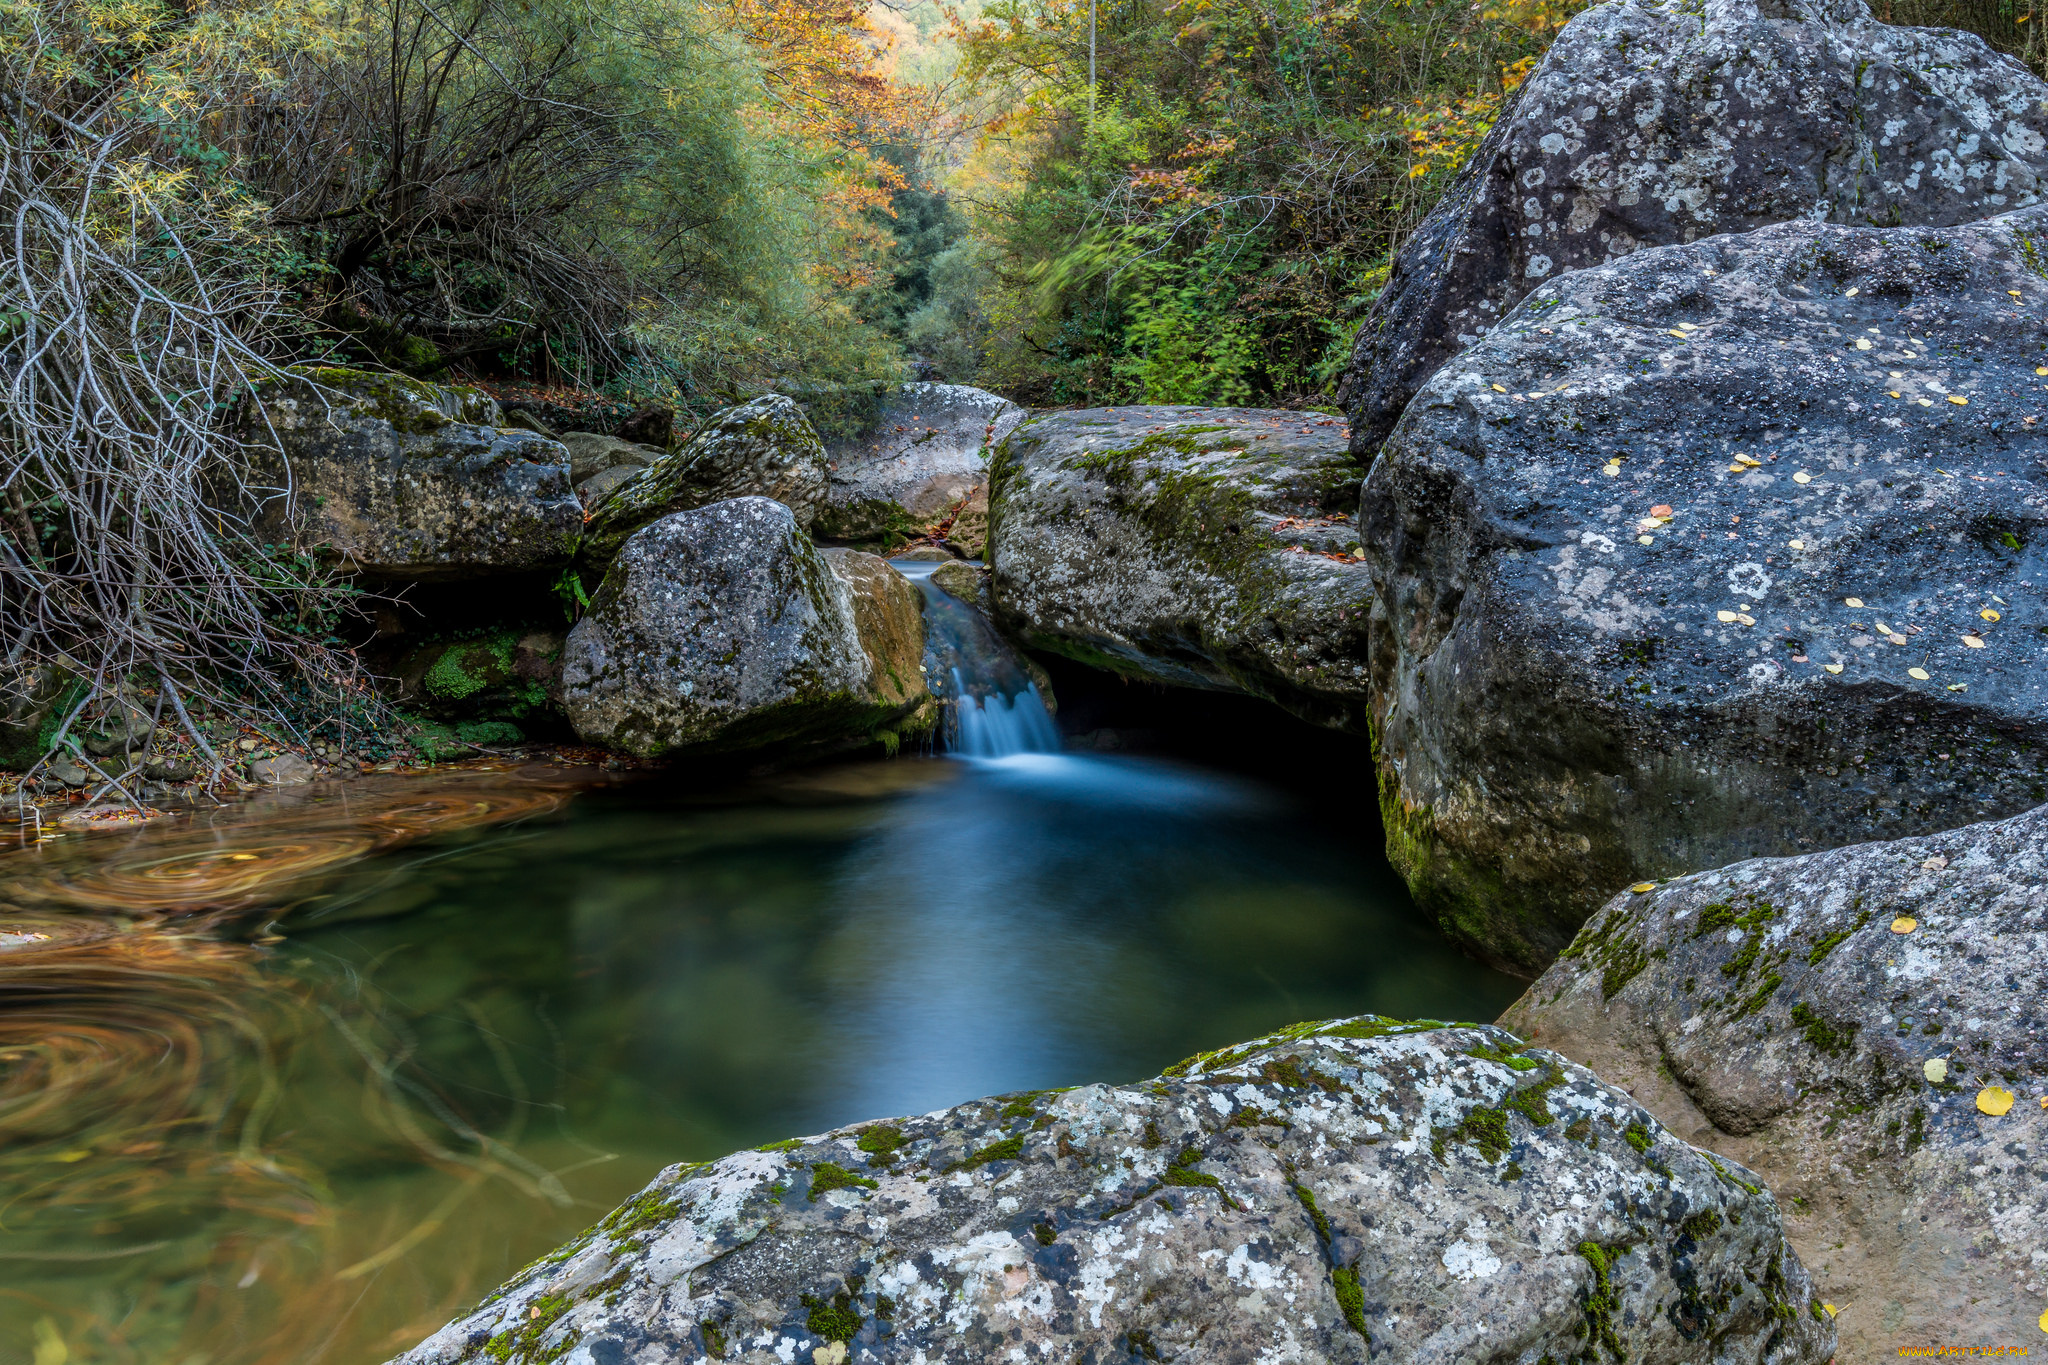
(582, 397), (829, 563)
(1505, 801), (2048, 1359)
(816, 383), (1025, 551)
(562, 498), (930, 757)
(1360, 202), (2048, 975)
(559, 431), (664, 506)
(240, 367), (582, 579)
(1339, 0), (2048, 454)
(389, 1016), (1831, 1365)
(988, 407), (1374, 732)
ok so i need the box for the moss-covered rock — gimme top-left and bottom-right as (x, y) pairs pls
(391, 629), (566, 721)
(387, 1017), (1830, 1365)
(581, 395), (829, 564)
(0, 665), (86, 771)
(819, 383), (1023, 554)
(1507, 801), (2048, 1359)
(238, 366), (581, 580)
(988, 407), (1372, 732)
(562, 498), (929, 757)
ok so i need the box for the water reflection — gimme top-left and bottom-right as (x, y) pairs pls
(0, 753), (1519, 1365)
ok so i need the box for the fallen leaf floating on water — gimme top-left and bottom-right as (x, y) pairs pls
(1845, 597), (1865, 608)
(1908, 667), (1931, 680)
(1893, 915), (1920, 932)
(1925, 1058), (1948, 1082)
(1978, 1086), (2015, 1116)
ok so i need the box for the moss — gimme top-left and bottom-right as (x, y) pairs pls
(1790, 1002), (1859, 1057)
(1160, 1146), (1239, 1208)
(1806, 907), (1874, 964)
(1260, 1056), (1347, 1093)
(599, 1188), (683, 1244)
(1032, 1221), (1057, 1246)
(1623, 1119), (1654, 1154)
(948, 1135), (1025, 1172)
(1565, 1117), (1596, 1147)
(1434, 1106), (1513, 1162)
(1679, 1209), (1724, 1242)
(808, 1162), (879, 1200)
(1316, 1016), (1445, 1041)
(1732, 971), (1783, 1018)
(1574, 1241), (1630, 1363)
(802, 1292), (862, 1343)
(1292, 1182), (1332, 1242)
(757, 1137), (805, 1153)
(1331, 1264), (1371, 1341)
(1905, 1104), (1927, 1152)
(856, 1124), (905, 1164)
(1502, 1066), (1567, 1127)
(999, 1090), (1052, 1119)
(1465, 1039), (1542, 1072)
(700, 1320), (729, 1355)
(1600, 937), (1650, 999)
(481, 1291), (578, 1364)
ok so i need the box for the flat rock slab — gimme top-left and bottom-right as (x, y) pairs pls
(241, 368), (581, 579)
(1505, 800), (2048, 1359)
(1340, 0), (2048, 452)
(389, 1017), (1830, 1365)
(988, 407), (1375, 731)
(1361, 202), (2048, 975)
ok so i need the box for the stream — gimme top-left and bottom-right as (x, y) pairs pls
(0, 567), (1521, 1365)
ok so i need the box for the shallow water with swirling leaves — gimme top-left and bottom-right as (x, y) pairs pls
(0, 752), (1517, 1365)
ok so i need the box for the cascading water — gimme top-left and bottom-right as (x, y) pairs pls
(891, 560), (1061, 757)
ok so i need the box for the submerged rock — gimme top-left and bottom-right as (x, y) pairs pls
(988, 407), (1374, 731)
(562, 498), (929, 757)
(1361, 203), (2048, 974)
(1505, 802), (2048, 1359)
(816, 383), (1024, 551)
(390, 1017), (1829, 1365)
(582, 396), (829, 563)
(240, 367), (582, 579)
(1339, 0), (2048, 453)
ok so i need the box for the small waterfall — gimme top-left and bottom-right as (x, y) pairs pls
(892, 561), (1061, 757)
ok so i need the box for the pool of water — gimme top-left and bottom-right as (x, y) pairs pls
(0, 751), (1519, 1365)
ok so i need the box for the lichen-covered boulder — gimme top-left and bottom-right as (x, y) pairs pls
(562, 498), (928, 757)
(988, 407), (1374, 731)
(240, 367), (582, 579)
(1505, 802), (2048, 1359)
(1361, 202), (2048, 975)
(389, 1017), (1830, 1365)
(582, 396), (829, 563)
(816, 383), (1024, 551)
(1339, 0), (2048, 453)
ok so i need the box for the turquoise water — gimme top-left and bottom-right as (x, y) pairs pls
(0, 752), (1519, 1365)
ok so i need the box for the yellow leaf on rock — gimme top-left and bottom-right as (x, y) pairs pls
(1845, 597), (1864, 608)
(1892, 916), (1918, 933)
(1637, 535), (1654, 545)
(1963, 635), (1986, 648)
(1667, 329), (1687, 339)
(1630, 883), (1656, 894)
(1825, 663), (1845, 674)
(2039, 1306), (2048, 1333)
(1889, 391), (1902, 399)
(1978, 1086), (2015, 1116)
(1491, 384), (1507, 393)
(2037, 367), (2048, 376)
(1788, 539), (1805, 550)
(1717, 610), (1740, 622)
(1856, 339), (1872, 350)
(1825, 1303), (1840, 1318)
(1908, 667), (1931, 680)
(1982, 608), (2002, 621)
(1925, 1058), (1948, 1082)
(1793, 472), (1813, 484)
(1949, 395), (1969, 405)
